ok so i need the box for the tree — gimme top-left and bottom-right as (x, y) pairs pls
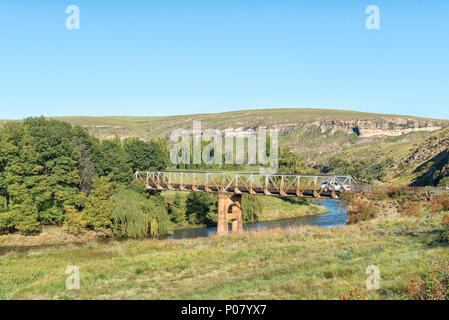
(123, 138), (169, 173)
(168, 193), (186, 223)
(241, 195), (262, 223)
(110, 189), (169, 238)
(278, 147), (317, 175)
(0, 117), (173, 236)
(72, 125), (101, 195)
(185, 192), (216, 225)
(0, 118), (81, 230)
(81, 177), (116, 233)
(95, 137), (133, 184)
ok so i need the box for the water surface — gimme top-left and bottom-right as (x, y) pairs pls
(167, 199), (347, 240)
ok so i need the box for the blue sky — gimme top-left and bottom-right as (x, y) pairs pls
(0, 0), (448, 119)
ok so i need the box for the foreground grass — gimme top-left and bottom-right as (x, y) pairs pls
(0, 214), (448, 300)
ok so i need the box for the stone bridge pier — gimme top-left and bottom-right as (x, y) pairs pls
(217, 193), (243, 235)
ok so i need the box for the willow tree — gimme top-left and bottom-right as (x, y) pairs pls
(111, 189), (169, 238)
(241, 195), (262, 223)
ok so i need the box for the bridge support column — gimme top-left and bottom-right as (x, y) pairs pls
(217, 193), (243, 235)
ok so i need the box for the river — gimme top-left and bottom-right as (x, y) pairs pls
(166, 199), (347, 240)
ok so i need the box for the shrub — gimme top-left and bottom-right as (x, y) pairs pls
(438, 196), (449, 210)
(406, 261), (449, 300)
(63, 205), (85, 234)
(386, 185), (408, 198)
(429, 198), (445, 213)
(442, 213), (449, 242)
(339, 287), (378, 300)
(399, 201), (422, 216)
(428, 196), (449, 215)
(340, 194), (377, 224)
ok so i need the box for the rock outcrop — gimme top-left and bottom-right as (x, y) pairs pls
(272, 118), (445, 137)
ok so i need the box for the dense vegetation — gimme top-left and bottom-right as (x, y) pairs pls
(319, 157), (394, 183)
(0, 117), (325, 236)
(0, 117), (169, 237)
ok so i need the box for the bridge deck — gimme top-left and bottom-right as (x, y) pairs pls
(135, 171), (360, 199)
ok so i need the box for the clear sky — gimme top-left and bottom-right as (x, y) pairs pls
(0, 0), (448, 120)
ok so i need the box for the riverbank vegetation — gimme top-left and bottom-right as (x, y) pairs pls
(1, 208), (448, 299)
(162, 191), (327, 229)
(0, 117), (170, 237)
(0, 117), (326, 238)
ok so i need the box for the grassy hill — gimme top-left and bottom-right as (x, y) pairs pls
(52, 108), (448, 164)
(53, 108), (446, 139)
(388, 128), (449, 186)
(0, 108), (441, 186)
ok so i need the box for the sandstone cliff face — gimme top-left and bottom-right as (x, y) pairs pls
(273, 118), (445, 137)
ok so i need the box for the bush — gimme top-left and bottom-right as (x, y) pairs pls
(406, 261), (449, 300)
(428, 196), (449, 214)
(339, 287), (378, 300)
(340, 194), (377, 224)
(400, 201), (423, 216)
(386, 185), (409, 198)
(63, 205), (85, 235)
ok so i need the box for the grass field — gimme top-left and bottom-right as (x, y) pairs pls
(1, 213), (447, 300)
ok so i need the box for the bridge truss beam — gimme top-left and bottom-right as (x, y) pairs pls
(135, 171), (360, 199)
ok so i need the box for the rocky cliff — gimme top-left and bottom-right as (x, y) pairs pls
(273, 118), (445, 137)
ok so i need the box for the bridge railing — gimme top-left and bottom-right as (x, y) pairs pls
(135, 171), (360, 198)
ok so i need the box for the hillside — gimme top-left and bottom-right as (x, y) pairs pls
(388, 128), (449, 186)
(52, 109), (449, 164)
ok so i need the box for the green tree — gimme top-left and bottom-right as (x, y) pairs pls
(0, 118), (81, 231)
(168, 193), (186, 223)
(278, 147), (317, 175)
(241, 195), (262, 223)
(123, 137), (169, 173)
(72, 125), (101, 195)
(110, 189), (169, 238)
(82, 177), (116, 233)
(95, 137), (133, 184)
(185, 192), (216, 225)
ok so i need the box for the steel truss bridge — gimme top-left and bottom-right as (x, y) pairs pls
(134, 171), (360, 199)
(134, 171), (360, 235)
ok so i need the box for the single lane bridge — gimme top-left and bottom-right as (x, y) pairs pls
(134, 171), (360, 235)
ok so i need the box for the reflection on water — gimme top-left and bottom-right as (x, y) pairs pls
(166, 199), (347, 240)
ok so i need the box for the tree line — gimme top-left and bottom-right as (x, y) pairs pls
(0, 117), (169, 236)
(0, 118), (322, 237)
